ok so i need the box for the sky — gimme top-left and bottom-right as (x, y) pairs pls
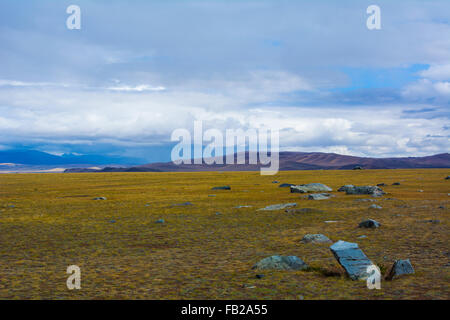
(0, 0), (449, 162)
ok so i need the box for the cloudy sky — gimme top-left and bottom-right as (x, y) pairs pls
(0, 0), (449, 162)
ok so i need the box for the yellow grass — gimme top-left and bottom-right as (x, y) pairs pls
(0, 169), (448, 299)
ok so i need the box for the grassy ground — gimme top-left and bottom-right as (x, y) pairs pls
(0, 169), (448, 299)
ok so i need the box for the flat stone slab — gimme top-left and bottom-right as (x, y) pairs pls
(301, 234), (331, 244)
(386, 259), (415, 280)
(258, 203), (297, 211)
(252, 255), (308, 271)
(330, 240), (374, 280)
(308, 193), (332, 200)
(338, 185), (355, 192)
(290, 183), (332, 193)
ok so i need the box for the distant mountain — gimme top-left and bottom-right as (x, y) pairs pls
(0, 150), (144, 166)
(64, 152), (450, 172)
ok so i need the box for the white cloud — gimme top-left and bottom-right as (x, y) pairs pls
(419, 64), (450, 81)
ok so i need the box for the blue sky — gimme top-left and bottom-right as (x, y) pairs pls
(0, 0), (449, 161)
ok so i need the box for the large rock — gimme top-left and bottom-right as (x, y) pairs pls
(258, 203), (297, 211)
(385, 259), (415, 280)
(445, 176), (450, 180)
(330, 240), (374, 280)
(345, 186), (385, 197)
(358, 219), (381, 228)
(290, 183), (332, 193)
(301, 234), (331, 244)
(252, 255), (308, 271)
(308, 193), (332, 200)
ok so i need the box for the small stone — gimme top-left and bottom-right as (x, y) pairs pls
(255, 274), (265, 279)
(445, 176), (450, 180)
(172, 202), (193, 207)
(272, 181), (280, 184)
(369, 204), (382, 209)
(423, 219), (440, 224)
(298, 295), (305, 300)
(279, 183), (294, 188)
(252, 255), (308, 271)
(355, 199), (376, 202)
(93, 197), (107, 200)
(301, 234), (331, 244)
(357, 235), (367, 239)
(211, 186), (231, 190)
(155, 219), (165, 224)
(392, 182), (401, 186)
(286, 208), (324, 214)
(353, 166), (363, 170)
(385, 259), (415, 280)
(109, 220), (116, 223)
(215, 212), (222, 215)
(377, 183), (386, 187)
(208, 194), (216, 197)
(234, 205), (252, 209)
(359, 219), (381, 228)
(258, 203), (297, 211)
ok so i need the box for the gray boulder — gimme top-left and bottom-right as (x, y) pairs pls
(308, 193), (332, 200)
(369, 204), (382, 209)
(258, 203), (297, 211)
(353, 166), (363, 170)
(252, 255), (308, 271)
(345, 186), (385, 197)
(359, 219), (381, 228)
(330, 240), (374, 280)
(301, 234), (331, 244)
(290, 183), (332, 193)
(385, 259), (415, 280)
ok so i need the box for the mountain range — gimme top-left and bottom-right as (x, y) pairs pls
(64, 151), (450, 172)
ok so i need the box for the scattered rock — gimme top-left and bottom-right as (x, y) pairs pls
(279, 183), (294, 188)
(215, 212), (222, 215)
(211, 186), (231, 190)
(298, 295), (305, 300)
(308, 193), (332, 200)
(392, 182), (401, 186)
(338, 185), (354, 192)
(290, 183), (333, 193)
(301, 234), (331, 244)
(172, 202), (194, 207)
(208, 194), (216, 197)
(155, 219), (165, 224)
(357, 235), (367, 239)
(385, 259), (415, 280)
(109, 220), (116, 223)
(344, 186), (385, 197)
(324, 220), (341, 223)
(422, 219), (440, 224)
(252, 255), (308, 271)
(255, 274), (265, 279)
(355, 199), (376, 202)
(438, 206), (445, 209)
(369, 204), (382, 210)
(285, 208), (324, 214)
(234, 205), (252, 209)
(7, 205), (16, 208)
(359, 219), (381, 228)
(445, 176), (450, 180)
(377, 183), (386, 187)
(329, 240), (374, 280)
(353, 166), (363, 170)
(258, 203), (297, 211)
(93, 197), (107, 201)
(272, 181), (280, 184)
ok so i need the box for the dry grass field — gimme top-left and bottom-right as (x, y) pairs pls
(0, 169), (448, 300)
